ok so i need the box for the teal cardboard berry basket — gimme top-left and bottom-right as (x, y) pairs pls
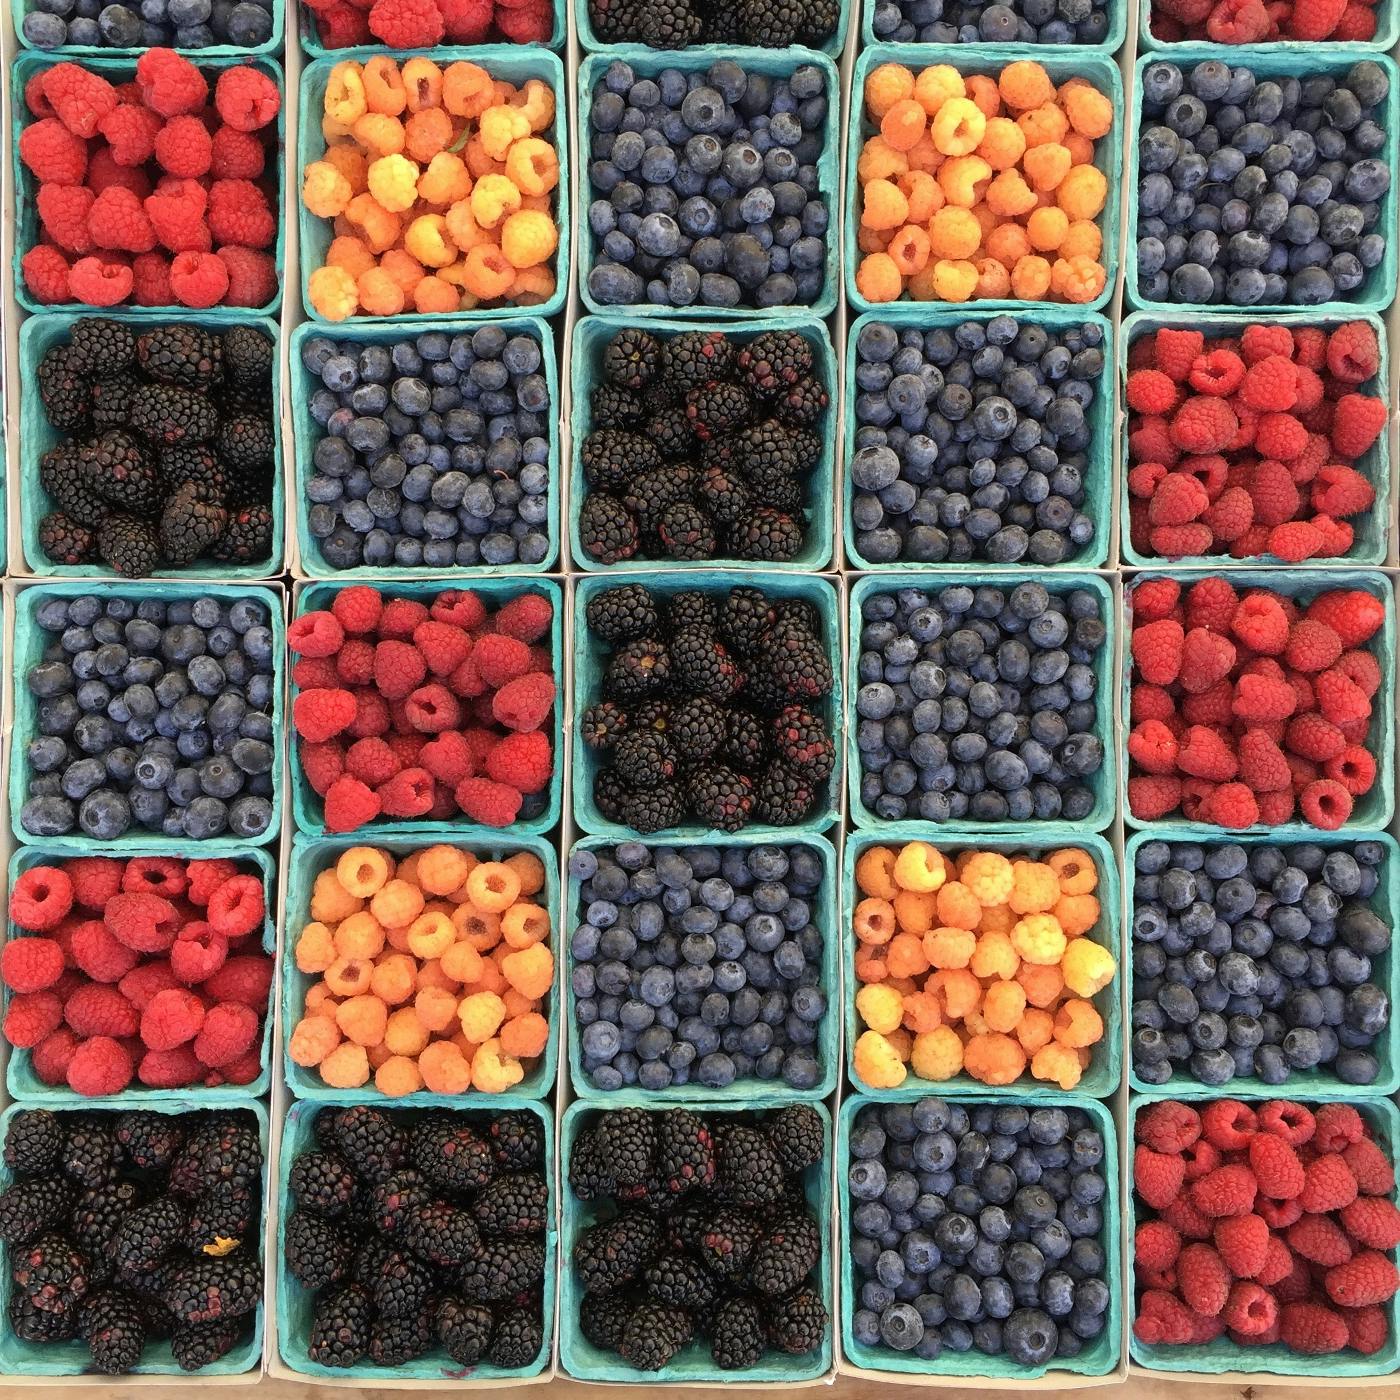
(576, 0), (849, 55)
(276, 1096), (555, 1381)
(845, 46), (1123, 317)
(862, 0), (1126, 51)
(577, 47), (840, 320)
(572, 570), (843, 839)
(569, 313), (837, 573)
(8, 580), (285, 851)
(559, 1097), (833, 1382)
(844, 306), (1115, 571)
(1121, 567), (1396, 833)
(17, 311), (285, 579)
(281, 831), (559, 1103)
(1128, 1093), (1400, 1375)
(1136, 0), (1398, 54)
(1123, 829), (1400, 1097)
(0, 1098), (266, 1376)
(1126, 46), (1400, 316)
(298, 0), (566, 54)
(11, 52), (285, 317)
(289, 577), (563, 838)
(842, 826), (1122, 1099)
(847, 570), (1118, 832)
(839, 1091), (1121, 1378)
(564, 831), (839, 1102)
(15, 0), (283, 54)
(3, 843), (277, 1103)
(297, 47), (568, 325)
(288, 315), (560, 577)
(1120, 310), (1392, 567)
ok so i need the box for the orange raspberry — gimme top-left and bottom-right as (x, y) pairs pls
(418, 1039), (471, 1093)
(971, 929), (1020, 980)
(857, 135), (909, 184)
(923, 926), (976, 970)
(856, 846), (898, 899)
(930, 968), (981, 1020)
(321, 1042), (370, 1087)
(405, 106), (453, 163)
(1054, 998), (1103, 1049)
(986, 169), (1037, 217)
(1027, 205), (1068, 251)
(1016, 1007), (1055, 1054)
(999, 61), (1054, 112)
(937, 154), (991, 207)
(862, 178), (909, 231)
(866, 63), (915, 118)
(1057, 164), (1107, 218)
(1011, 254), (1052, 299)
(913, 64), (963, 115)
(1018, 960), (1064, 1008)
(1061, 81), (1113, 139)
(985, 221), (1031, 267)
(881, 97), (927, 152)
(964, 73), (1002, 119)
(462, 243), (515, 300)
(1049, 847), (1098, 894)
(983, 980), (1027, 1034)
(893, 889), (937, 935)
(1055, 254), (1106, 304)
(964, 1031), (1027, 1085)
(961, 851), (1014, 905)
(401, 57), (443, 111)
(974, 259), (1011, 298)
(857, 251), (902, 303)
(976, 116), (1026, 171)
(443, 61), (494, 118)
(1017, 103), (1068, 147)
(289, 1014), (340, 1067)
(911, 1025), (964, 1081)
(1009, 861), (1061, 914)
(935, 881), (981, 931)
(1023, 141), (1072, 192)
(362, 56), (407, 115)
(1054, 892), (1101, 937)
(929, 205), (982, 259)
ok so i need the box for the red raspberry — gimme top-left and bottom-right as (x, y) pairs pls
(382, 597), (433, 635)
(1192, 1163), (1259, 1220)
(88, 186), (157, 255)
(1307, 590), (1385, 648)
(439, 0), (493, 37)
(1299, 776), (1355, 829)
(135, 49), (208, 116)
(193, 1002), (259, 1069)
(145, 183), (209, 254)
(454, 777), (523, 827)
(492, 673), (556, 733)
(71, 921), (138, 984)
(1128, 462), (1168, 500)
(170, 923), (228, 984)
(315, 2), (374, 42)
(64, 982), (138, 1038)
(213, 65), (280, 131)
(413, 620), (472, 675)
(1175, 577), (1230, 632)
(1228, 524), (1272, 559)
(1255, 412), (1308, 460)
(1215, 1213), (1270, 1279)
(1188, 349), (1246, 396)
(1334, 650), (1381, 700)
(1324, 744), (1376, 796)
(1288, 1213), (1355, 1267)
(1171, 396), (1238, 452)
(1344, 1136), (1395, 1196)
(21, 245), (73, 304)
(1131, 617), (1184, 685)
(1183, 680), (1232, 728)
(217, 245), (276, 306)
(1311, 463), (1374, 519)
(1267, 521), (1323, 563)
(374, 639), (429, 700)
(207, 874), (264, 939)
(210, 126), (266, 179)
(66, 1036), (133, 1096)
(294, 656), (339, 689)
(1251, 1119), (1309, 1191)
(1136, 1220), (1183, 1274)
(121, 856), (186, 899)
(485, 730), (553, 794)
(21, 118), (88, 184)
(1160, 1190), (1214, 1242)
(1280, 1300), (1349, 1355)
(1153, 327), (1205, 380)
(41, 63), (118, 139)
(1331, 393), (1387, 458)
(1327, 321), (1381, 384)
(1230, 593), (1289, 653)
(346, 737), (402, 787)
(68, 256), (133, 307)
(139, 1045), (202, 1088)
(1221, 1280), (1277, 1336)
(118, 962), (181, 1012)
(31, 1027), (77, 1086)
(419, 731), (475, 786)
(404, 683), (462, 734)
(11, 865), (75, 931)
(1131, 417), (1179, 465)
(1132, 683), (1176, 723)
(170, 249), (229, 308)
(1134, 1290), (1196, 1345)
(332, 585), (383, 634)
(1248, 459), (1299, 527)
(1232, 673), (1297, 725)
(208, 178), (276, 248)
(1290, 0), (1347, 36)
(1127, 369), (1180, 415)
(1313, 1103), (1365, 1153)
(97, 104), (161, 168)
(369, 0), (447, 43)
(1180, 628), (1236, 693)
(349, 689), (391, 738)
(1150, 523), (1214, 557)
(153, 114), (213, 178)
(1200, 486), (1252, 544)
(378, 767), (435, 818)
(1255, 1234), (1294, 1287)
(294, 688), (357, 743)
(494, 593), (554, 643)
(1346, 1305), (1389, 1356)
(141, 986), (205, 1050)
(1, 937), (65, 994)
(1286, 713), (1346, 763)
(1309, 514), (1353, 557)
(1334, 1), (1377, 37)
(1128, 719), (1179, 775)
(1179, 1242), (1231, 1316)
(473, 633), (532, 687)
(1135, 1145), (1187, 1211)
(1148, 473), (1209, 528)
(38, 185), (95, 254)
(1314, 667), (1370, 725)
(202, 954), (272, 1010)
(1177, 726), (1237, 781)
(288, 610), (345, 658)
(1237, 730), (1290, 792)
(1200, 1099), (1257, 1150)
(1241, 324), (1294, 363)
(1240, 354), (1298, 412)
(1128, 775), (1183, 821)
(496, 0), (552, 38)
(336, 642), (377, 688)
(323, 774), (381, 833)
(104, 892), (177, 953)
(1341, 1196), (1400, 1251)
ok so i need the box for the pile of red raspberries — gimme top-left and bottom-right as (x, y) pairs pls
(1, 857), (271, 1097)
(1149, 0), (1380, 42)
(291, 586), (556, 834)
(1135, 1099), (1399, 1357)
(1126, 322), (1387, 562)
(19, 50), (280, 310)
(306, 0), (552, 47)
(1128, 576), (1386, 831)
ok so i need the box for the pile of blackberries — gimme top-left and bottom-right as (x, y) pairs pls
(581, 583), (836, 834)
(0, 1108), (263, 1374)
(285, 1106), (549, 1372)
(36, 318), (276, 576)
(569, 1106), (829, 1372)
(589, 0), (839, 46)
(568, 842), (828, 1093)
(855, 582), (1108, 824)
(20, 590), (278, 842)
(301, 326), (552, 571)
(851, 317), (1103, 566)
(579, 327), (828, 566)
(1136, 59), (1392, 307)
(22, 0), (273, 49)
(1132, 839), (1393, 1088)
(871, 0), (1111, 43)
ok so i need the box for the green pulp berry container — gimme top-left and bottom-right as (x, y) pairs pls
(1124, 828), (1400, 1096)
(12, 52), (285, 316)
(577, 47), (841, 320)
(564, 831), (839, 1101)
(288, 315), (560, 577)
(845, 306), (1115, 571)
(276, 1096), (555, 1381)
(299, 0), (566, 54)
(576, 0), (850, 55)
(839, 1091), (1121, 1377)
(863, 0), (1126, 49)
(4, 843), (277, 1103)
(1128, 1093), (1400, 1375)
(0, 1098), (266, 1376)
(297, 47), (568, 325)
(843, 826), (1122, 1099)
(1120, 310), (1392, 566)
(559, 1097), (833, 1382)
(845, 45), (1123, 317)
(572, 570), (843, 839)
(15, 0), (284, 53)
(848, 570), (1118, 832)
(1126, 46), (1399, 316)
(9, 580), (285, 851)
(1136, 0), (1398, 56)
(18, 311), (285, 579)
(288, 577), (563, 838)
(1122, 567), (1396, 833)
(569, 313), (838, 573)
(281, 831), (559, 1103)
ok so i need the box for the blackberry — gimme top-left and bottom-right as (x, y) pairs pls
(766, 1105), (825, 1172)
(671, 628), (743, 702)
(596, 1109), (656, 1186)
(38, 345), (91, 432)
(408, 1117), (493, 1194)
(657, 501), (718, 560)
(583, 428), (660, 492)
(112, 1197), (187, 1280)
(4, 1109), (62, 1175)
(0, 1178), (73, 1244)
(697, 1206), (758, 1278)
(654, 1110), (716, 1195)
(580, 1291), (635, 1349)
(136, 326), (223, 389)
(664, 331), (733, 394)
(163, 1255), (261, 1324)
(685, 381), (752, 441)
(760, 621), (832, 700)
(95, 514), (160, 576)
(738, 331), (815, 397)
(701, 0), (743, 36)
(171, 1317), (246, 1371)
(573, 1213), (658, 1294)
(620, 783), (685, 834)
(288, 1150), (355, 1218)
(61, 1120), (121, 1188)
(605, 638), (671, 702)
(488, 1112), (545, 1171)
(221, 325), (274, 397)
(40, 443), (107, 526)
(594, 768), (629, 824)
(187, 1181), (256, 1256)
(116, 1113), (184, 1172)
(488, 1310), (545, 1368)
(741, 0), (822, 42)
(745, 461), (804, 515)
(622, 464), (697, 532)
(371, 1248), (434, 1318)
(81, 1288), (146, 1374)
(716, 1125), (783, 1206)
(369, 1169), (432, 1235)
(458, 1237), (545, 1301)
(160, 481), (228, 566)
(162, 444), (228, 498)
(668, 695), (727, 765)
(633, 699), (673, 735)
(67, 318), (137, 378)
(754, 761), (816, 825)
(285, 1210), (351, 1289)
(168, 1116), (261, 1197)
(724, 708), (768, 769)
(696, 462), (754, 528)
(770, 705), (835, 781)
(590, 0), (646, 38)
(216, 413), (275, 477)
(349, 1233), (394, 1285)
(70, 1180), (143, 1277)
(603, 328), (662, 389)
(587, 584), (658, 643)
(736, 507), (804, 562)
(620, 1301), (692, 1370)
(614, 728), (680, 791)
(9, 1291), (78, 1342)
(645, 1252), (717, 1311)
(90, 371), (140, 430)
(767, 1285), (827, 1353)
(436, 1295), (494, 1364)
(720, 586), (776, 655)
(209, 504), (273, 563)
(643, 407), (694, 459)
(568, 1129), (615, 1201)
(662, 595), (713, 636)
(12, 1232), (90, 1315)
(636, 0), (702, 44)
(787, 426), (821, 471)
(308, 1284), (373, 1367)
(400, 1201), (481, 1266)
(579, 493), (639, 565)
(127, 383), (219, 446)
(591, 382), (645, 428)
(711, 1294), (767, 1369)
(84, 429), (163, 516)
(749, 1209), (820, 1297)
(581, 700), (630, 750)
(773, 598), (821, 632)
(774, 376), (830, 428)
(689, 764), (754, 832)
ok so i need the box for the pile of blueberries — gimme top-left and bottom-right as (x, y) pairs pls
(586, 59), (831, 310)
(1131, 840), (1393, 1088)
(847, 1099), (1112, 1368)
(1136, 59), (1392, 307)
(301, 327), (552, 572)
(21, 0), (273, 48)
(871, 0), (1111, 44)
(851, 317), (1103, 567)
(21, 591), (277, 841)
(568, 842), (828, 1093)
(855, 583), (1108, 824)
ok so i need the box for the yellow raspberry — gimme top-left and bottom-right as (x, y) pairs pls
(1008, 860), (1060, 914)
(913, 64), (964, 116)
(308, 264), (359, 321)
(854, 1030), (907, 1089)
(910, 1026), (963, 1081)
(404, 214), (457, 268)
(459, 990), (507, 1043)
(856, 983), (904, 1035)
(505, 137), (560, 197)
(500, 209), (558, 269)
(479, 104), (531, 161)
(472, 1037), (524, 1093)
(366, 154), (419, 213)
(931, 97), (986, 157)
(1031, 1041), (1083, 1090)
(961, 851), (1014, 906)
(929, 206), (981, 260)
(970, 929), (1019, 981)
(866, 63), (916, 119)
(893, 841), (946, 893)
(1062, 937), (1116, 996)
(303, 161), (353, 219)
(1011, 913), (1067, 966)
(470, 172), (523, 229)
(325, 61), (367, 125)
